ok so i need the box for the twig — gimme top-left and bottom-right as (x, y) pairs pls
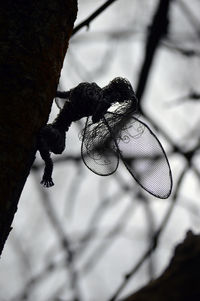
(136, 0), (172, 102)
(109, 168), (187, 301)
(72, 0), (118, 36)
(177, 0), (200, 38)
(38, 179), (81, 301)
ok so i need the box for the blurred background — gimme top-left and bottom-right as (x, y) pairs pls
(1, 0), (200, 300)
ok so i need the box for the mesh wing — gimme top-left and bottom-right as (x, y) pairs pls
(104, 115), (172, 199)
(81, 116), (119, 176)
(80, 100), (135, 176)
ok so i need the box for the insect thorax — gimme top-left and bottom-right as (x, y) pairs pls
(68, 82), (104, 119)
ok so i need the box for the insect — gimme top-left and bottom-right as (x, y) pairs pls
(37, 77), (172, 199)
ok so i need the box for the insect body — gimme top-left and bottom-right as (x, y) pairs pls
(37, 77), (172, 198)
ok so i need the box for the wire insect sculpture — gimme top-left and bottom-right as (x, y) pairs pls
(37, 77), (172, 199)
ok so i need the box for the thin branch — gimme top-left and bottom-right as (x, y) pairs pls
(177, 0), (200, 38)
(38, 181), (81, 301)
(165, 91), (200, 106)
(136, 0), (172, 102)
(72, 0), (118, 36)
(80, 202), (136, 275)
(162, 39), (200, 57)
(109, 168), (187, 301)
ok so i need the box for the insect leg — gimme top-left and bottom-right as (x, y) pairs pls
(39, 148), (54, 188)
(37, 127), (55, 187)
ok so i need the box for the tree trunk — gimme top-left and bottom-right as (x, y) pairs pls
(122, 231), (200, 301)
(0, 0), (77, 255)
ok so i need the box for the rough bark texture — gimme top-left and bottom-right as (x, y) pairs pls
(122, 231), (200, 301)
(0, 0), (78, 254)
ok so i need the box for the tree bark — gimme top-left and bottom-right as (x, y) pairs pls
(0, 0), (77, 254)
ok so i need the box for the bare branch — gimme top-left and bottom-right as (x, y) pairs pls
(72, 0), (118, 36)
